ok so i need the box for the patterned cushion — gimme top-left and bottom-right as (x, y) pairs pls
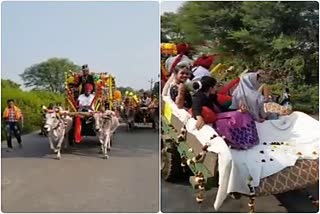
(255, 159), (319, 196)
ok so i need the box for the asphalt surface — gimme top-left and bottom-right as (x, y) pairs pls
(161, 114), (319, 213)
(1, 126), (159, 213)
(161, 180), (318, 213)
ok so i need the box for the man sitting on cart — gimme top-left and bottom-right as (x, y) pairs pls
(77, 83), (95, 112)
(73, 83), (96, 144)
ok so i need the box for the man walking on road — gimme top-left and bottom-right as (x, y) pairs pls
(2, 99), (23, 152)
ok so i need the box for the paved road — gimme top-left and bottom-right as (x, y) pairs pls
(161, 115), (319, 213)
(1, 126), (159, 213)
(161, 180), (318, 213)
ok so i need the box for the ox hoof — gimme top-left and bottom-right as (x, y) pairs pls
(103, 155), (109, 159)
(56, 156), (61, 160)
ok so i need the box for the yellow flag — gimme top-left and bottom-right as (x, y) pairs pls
(164, 102), (173, 123)
(211, 63), (227, 74)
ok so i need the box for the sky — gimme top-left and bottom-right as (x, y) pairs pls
(161, 1), (183, 14)
(2, 1), (159, 90)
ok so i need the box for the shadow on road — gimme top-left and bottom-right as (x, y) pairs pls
(161, 178), (319, 213)
(1, 126), (159, 160)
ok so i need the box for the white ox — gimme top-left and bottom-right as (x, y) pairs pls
(43, 109), (73, 160)
(93, 110), (119, 159)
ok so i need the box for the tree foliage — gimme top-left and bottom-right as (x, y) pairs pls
(161, 1), (319, 85)
(20, 58), (80, 93)
(1, 79), (21, 89)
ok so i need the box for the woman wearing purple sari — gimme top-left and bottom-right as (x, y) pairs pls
(191, 76), (260, 150)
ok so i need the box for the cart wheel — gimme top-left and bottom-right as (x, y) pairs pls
(161, 139), (183, 182)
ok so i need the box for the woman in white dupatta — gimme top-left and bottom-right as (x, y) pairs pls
(230, 71), (292, 122)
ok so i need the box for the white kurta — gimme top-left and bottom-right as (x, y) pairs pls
(78, 94), (95, 110)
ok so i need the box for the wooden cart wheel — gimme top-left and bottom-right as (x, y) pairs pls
(161, 139), (183, 182)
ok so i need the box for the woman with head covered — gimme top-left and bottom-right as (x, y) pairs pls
(230, 70), (291, 122)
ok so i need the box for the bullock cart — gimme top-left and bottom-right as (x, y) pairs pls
(161, 96), (319, 212)
(121, 95), (158, 131)
(64, 71), (117, 144)
(131, 106), (158, 129)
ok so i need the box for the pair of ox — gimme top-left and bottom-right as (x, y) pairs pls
(43, 107), (119, 159)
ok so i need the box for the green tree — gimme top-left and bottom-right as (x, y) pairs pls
(161, 12), (186, 42)
(1, 79), (21, 89)
(20, 58), (80, 93)
(162, 1), (319, 84)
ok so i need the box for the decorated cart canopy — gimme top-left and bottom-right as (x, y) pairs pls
(64, 71), (121, 112)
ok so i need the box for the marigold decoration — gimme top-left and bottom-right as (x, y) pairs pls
(161, 43), (177, 55)
(113, 90), (122, 100)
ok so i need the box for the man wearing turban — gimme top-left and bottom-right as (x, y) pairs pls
(77, 83), (95, 112)
(191, 55), (215, 80)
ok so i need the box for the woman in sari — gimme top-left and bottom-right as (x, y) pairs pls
(168, 61), (193, 109)
(230, 71), (292, 122)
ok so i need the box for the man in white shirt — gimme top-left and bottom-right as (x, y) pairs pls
(191, 55), (214, 81)
(77, 83), (95, 112)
